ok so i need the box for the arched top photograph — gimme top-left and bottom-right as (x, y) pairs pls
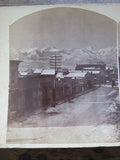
(6, 6), (119, 146)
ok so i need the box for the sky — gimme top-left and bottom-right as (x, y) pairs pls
(10, 7), (117, 51)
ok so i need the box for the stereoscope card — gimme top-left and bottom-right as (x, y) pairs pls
(0, 4), (120, 148)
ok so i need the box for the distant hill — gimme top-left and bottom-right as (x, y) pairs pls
(10, 46), (117, 72)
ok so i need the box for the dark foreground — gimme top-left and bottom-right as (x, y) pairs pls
(7, 85), (120, 144)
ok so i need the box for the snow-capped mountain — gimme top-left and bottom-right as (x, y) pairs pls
(10, 46), (117, 72)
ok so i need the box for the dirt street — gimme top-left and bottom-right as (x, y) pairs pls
(7, 86), (120, 144)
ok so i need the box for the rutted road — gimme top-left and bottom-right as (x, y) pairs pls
(9, 86), (119, 127)
(7, 86), (120, 144)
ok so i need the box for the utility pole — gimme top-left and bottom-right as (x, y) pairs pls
(49, 54), (62, 107)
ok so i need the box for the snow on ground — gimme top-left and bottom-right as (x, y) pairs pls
(7, 125), (119, 144)
(7, 86), (120, 144)
(9, 86), (119, 127)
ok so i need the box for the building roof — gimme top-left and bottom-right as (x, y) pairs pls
(56, 72), (64, 78)
(41, 69), (55, 75)
(64, 71), (87, 78)
(83, 67), (99, 70)
(10, 60), (22, 64)
(33, 69), (43, 74)
(91, 71), (100, 74)
(76, 63), (105, 66)
(19, 71), (28, 76)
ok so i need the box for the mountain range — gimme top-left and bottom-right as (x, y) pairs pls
(10, 46), (117, 72)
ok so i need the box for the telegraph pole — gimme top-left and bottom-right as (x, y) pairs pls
(49, 54), (62, 107)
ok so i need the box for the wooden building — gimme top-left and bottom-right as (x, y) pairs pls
(75, 63), (106, 71)
(8, 61), (100, 121)
(8, 60), (43, 122)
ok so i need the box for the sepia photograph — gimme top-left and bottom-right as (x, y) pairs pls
(6, 6), (119, 144)
(118, 23), (120, 120)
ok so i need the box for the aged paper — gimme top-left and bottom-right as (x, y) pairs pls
(0, 4), (120, 148)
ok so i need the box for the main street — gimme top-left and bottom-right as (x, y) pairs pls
(7, 85), (120, 144)
(10, 86), (119, 127)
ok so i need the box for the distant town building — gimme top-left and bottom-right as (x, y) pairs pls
(75, 63), (106, 71)
(75, 63), (107, 84)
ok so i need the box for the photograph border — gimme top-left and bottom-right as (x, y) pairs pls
(0, 3), (120, 148)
